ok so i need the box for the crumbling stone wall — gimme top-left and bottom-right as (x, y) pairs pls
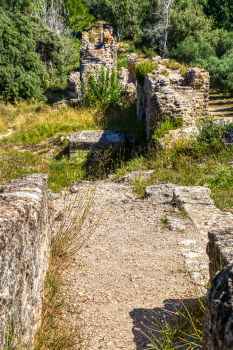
(172, 185), (233, 349)
(0, 174), (53, 348)
(127, 54), (210, 137)
(80, 30), (118, 84)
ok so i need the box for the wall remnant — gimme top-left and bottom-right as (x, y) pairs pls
(127, 54), (210, 137)
(202, 265), (233, 350)
(0, 174), (53, 348)
(80, 30), (118, 85)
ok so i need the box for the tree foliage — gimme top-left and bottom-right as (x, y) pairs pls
(0, 11), (45, 100)
(203, 0), (233, 31)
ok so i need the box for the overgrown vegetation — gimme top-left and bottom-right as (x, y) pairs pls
(152, 118), (183, 140)
(142, 291), (206, 349)
(135, 61), (158, 85)
(82, 66), (127, 108)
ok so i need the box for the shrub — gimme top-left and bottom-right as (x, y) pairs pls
(82, 66), (127, 108)
(135, 61), (158, 85)
(171, 36), (216, 64)
(0, 11), (46, 100)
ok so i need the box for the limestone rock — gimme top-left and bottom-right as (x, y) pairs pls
(68, 72), (81, 92)
(173, 186), (214, 206)
(166, 215), (186, 231)
(69, 130), (125, 158)
(202, 265), (233, 350)
(115, 170), (154, 183)
(145, 183), (180, 204)
(0, 174), (53, 347)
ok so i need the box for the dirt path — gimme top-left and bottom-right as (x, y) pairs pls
(53, 180), (208, 350)
(0, 128), (14, 140)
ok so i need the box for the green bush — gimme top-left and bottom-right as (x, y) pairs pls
(82, 66), (127, 108)
(0, 11), (46, 100)
(135, 61), (158, 85)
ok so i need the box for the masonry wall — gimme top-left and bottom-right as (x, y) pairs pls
(0, 174), (53, 348)
(127, 54), (210, 137)
(80, 30), (118, 84)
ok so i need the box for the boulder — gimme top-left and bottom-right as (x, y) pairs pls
(202, 265), (233, 350)
(145, 183), (180, 204)
(69, 130), (125, 158)
(68, 72), (81, 92)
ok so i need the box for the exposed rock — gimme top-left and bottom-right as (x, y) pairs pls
(166, 215), (186, 231)
(145, 183), (180, 204)
(0, 174), (53, 347)
(68, 72), (81, 93)
(202, 265), (233, 350)
(224, 129), (233, 147)
(127, 54), (210, 137)
(115, 170), (154, 183)
(173, 186), (214, 206)
(69, 130), (125, 158)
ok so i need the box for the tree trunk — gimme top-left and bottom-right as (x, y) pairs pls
(117, 24), (121, 42)
(162, 0), (172, 58)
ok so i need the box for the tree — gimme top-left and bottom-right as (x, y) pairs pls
(65, 0), (95, 33)
(0, 11), (45, 100)
(203, 0), (233, 31)
(168, 0), (213, 50)
(84, 0), (140, 42)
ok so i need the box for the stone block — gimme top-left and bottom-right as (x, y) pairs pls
(202, 265), (233, 350)
(0, 174), (53, 347)
(145, 183), (180, 204)
(69, 130), (125, 157)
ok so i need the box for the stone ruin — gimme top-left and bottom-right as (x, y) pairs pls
(127, 53), (210, 138)
(68, 27), (118, 97)
(0, 174), (53, 348)
(67, 27), (136, 102)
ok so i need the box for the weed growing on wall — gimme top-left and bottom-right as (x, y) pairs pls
(152, 118), (183, 140)
(135, 61), (158, 85)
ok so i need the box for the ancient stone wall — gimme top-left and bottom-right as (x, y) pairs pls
(171, 185), (233, 349)
(80, 30), (118, 84)
(0, 174), (53, 348)
(127, 54), (210, 137)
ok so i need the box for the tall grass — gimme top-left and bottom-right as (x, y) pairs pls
(52, 185), (100, 258)
(141, 294), (206, 349)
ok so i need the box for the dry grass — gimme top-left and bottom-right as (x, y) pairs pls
(163, 59), (181, 70)
(34, 183), (100, 349)
(52, 185), (101, 258)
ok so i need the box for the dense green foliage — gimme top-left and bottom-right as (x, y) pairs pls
(0, 11), (45, 100)
(135, 61), (158, 85)
(82, 66), (126, 108)
(203, 0), (233, 31)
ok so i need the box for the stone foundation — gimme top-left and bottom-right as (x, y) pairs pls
(0, 174), (53, 348)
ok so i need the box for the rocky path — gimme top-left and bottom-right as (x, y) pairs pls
(53, 180), (209, 350)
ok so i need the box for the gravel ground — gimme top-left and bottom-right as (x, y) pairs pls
(53, 180), (209, 350)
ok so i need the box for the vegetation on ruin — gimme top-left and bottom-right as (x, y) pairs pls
(135, 61), (158, 85)
(82, 66), (127, 108)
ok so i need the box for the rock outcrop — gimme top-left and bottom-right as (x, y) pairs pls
(0, 174), (53, 348)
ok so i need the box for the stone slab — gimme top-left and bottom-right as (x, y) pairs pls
(69, 130), (125, 158)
